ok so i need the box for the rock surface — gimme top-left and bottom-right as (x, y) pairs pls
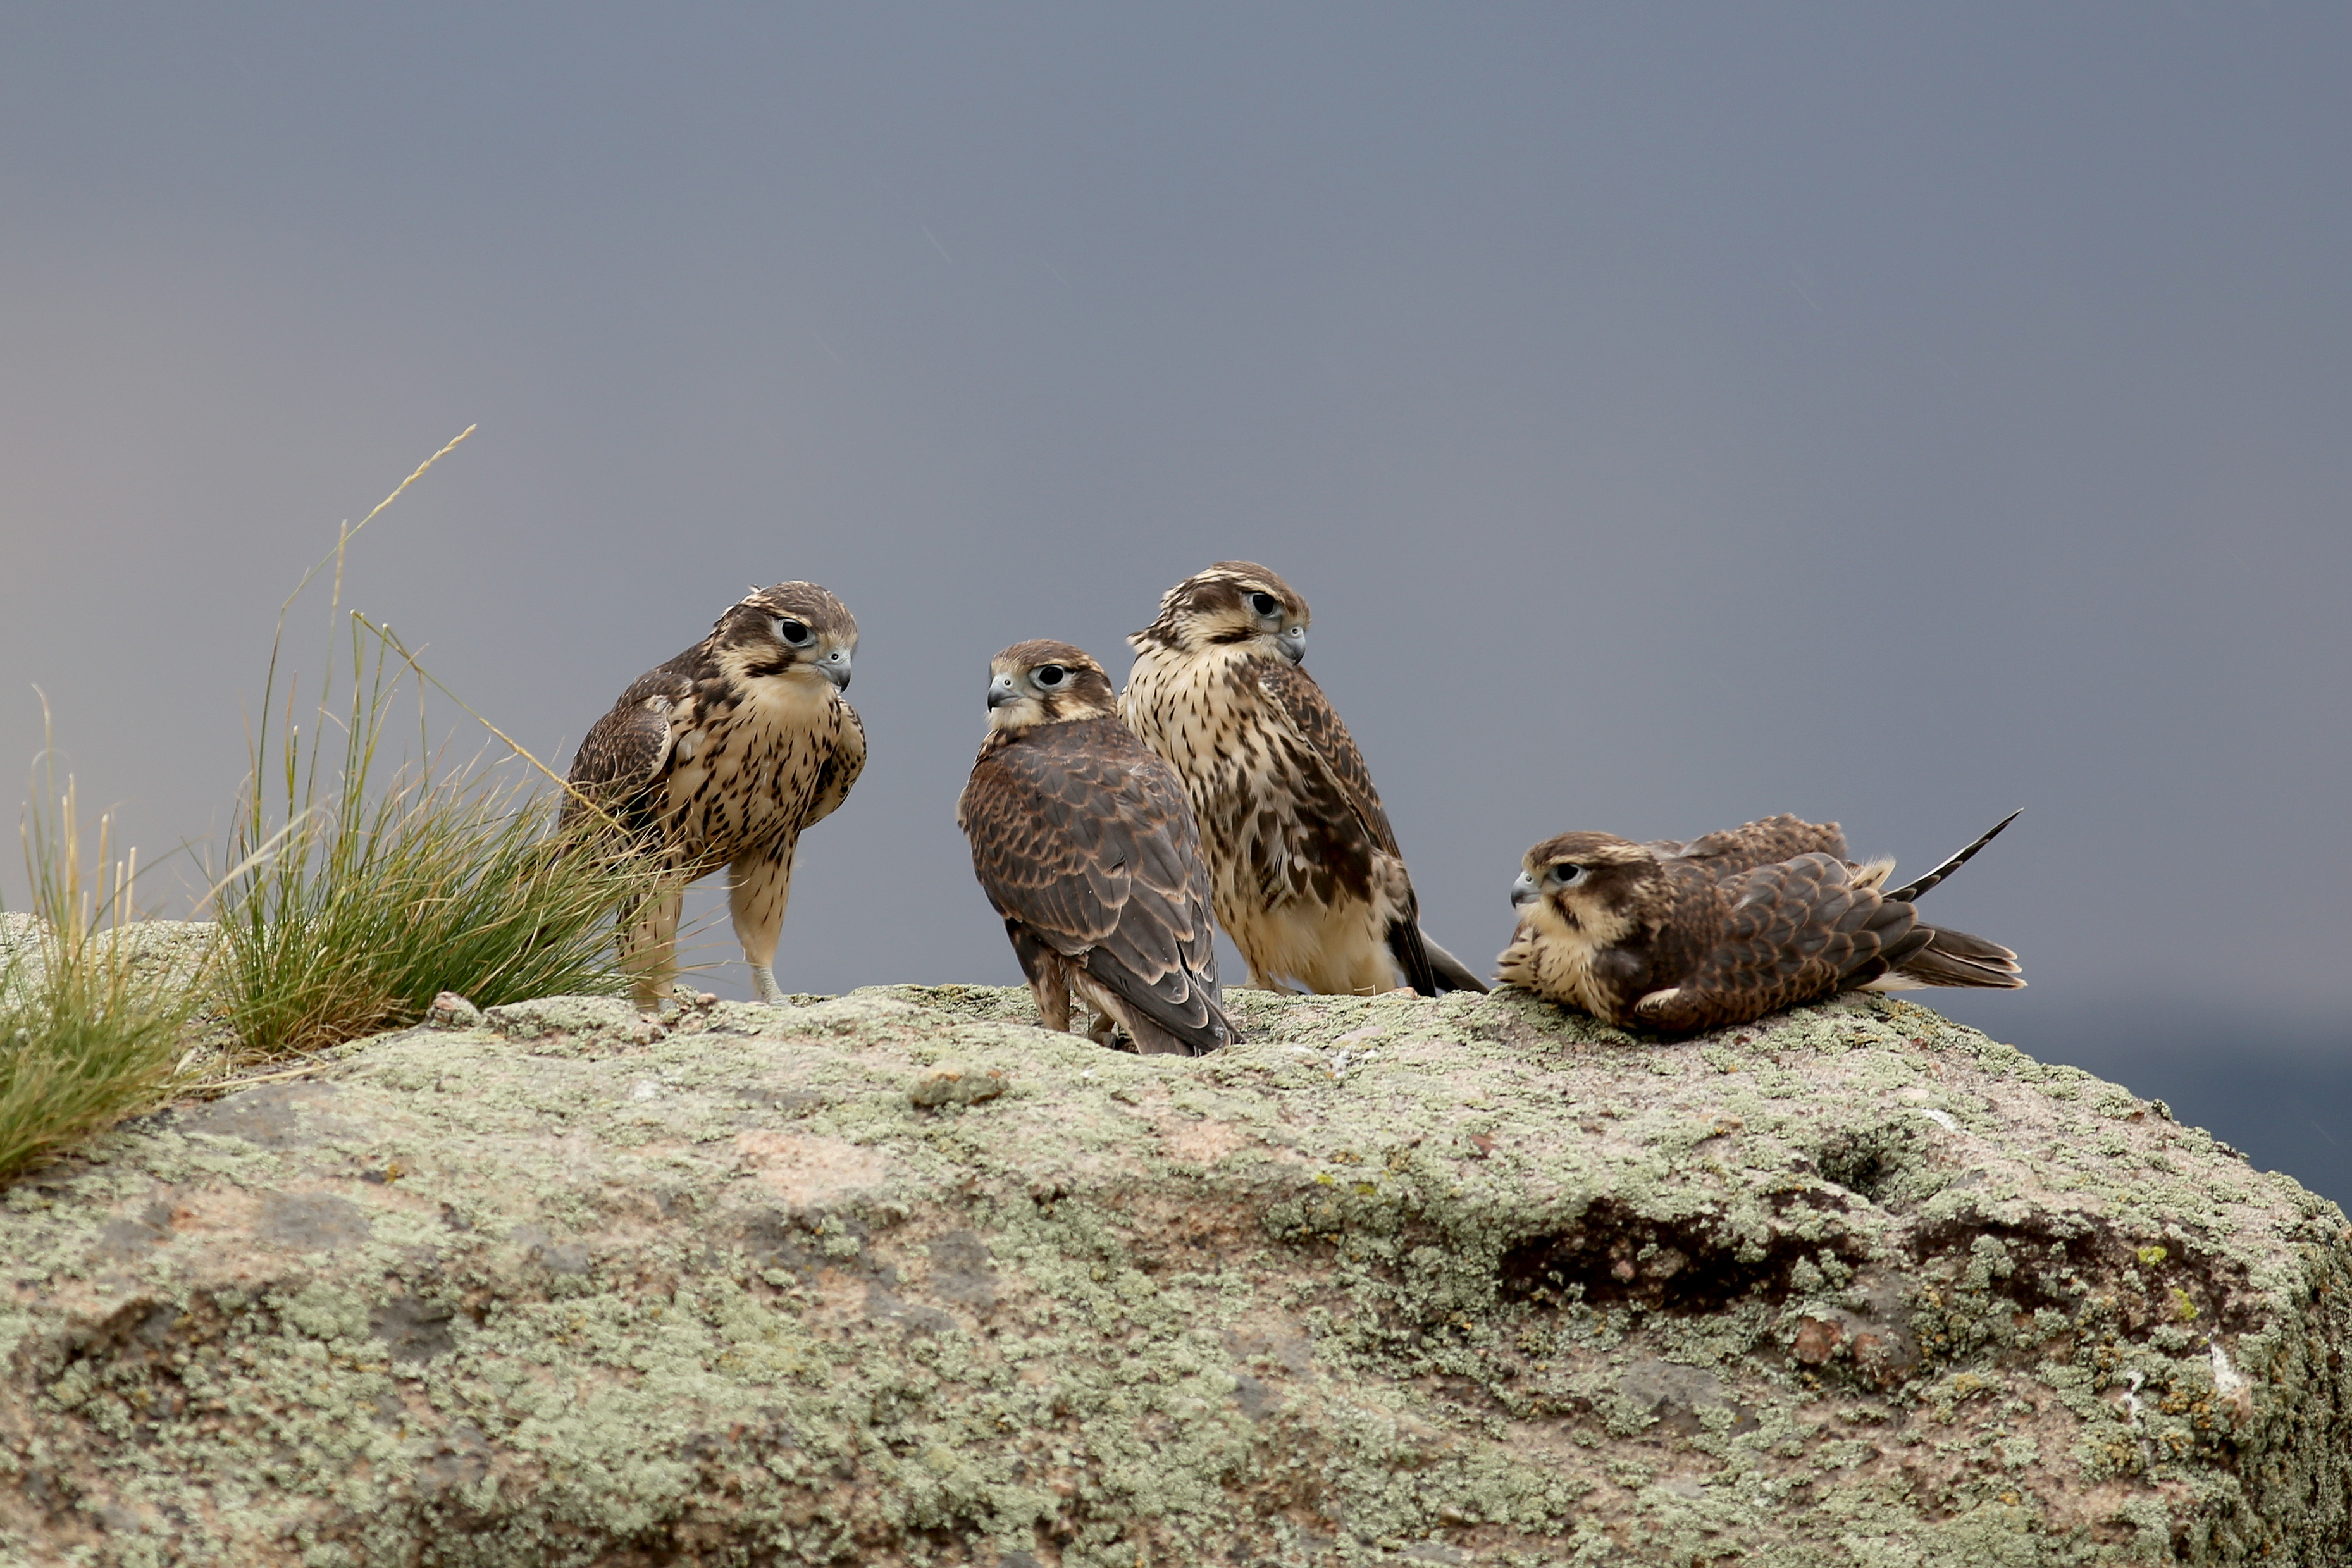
(1, 985), (2346, 1566)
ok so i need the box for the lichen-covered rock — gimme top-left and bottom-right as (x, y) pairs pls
(1, 985), (2346, 1566)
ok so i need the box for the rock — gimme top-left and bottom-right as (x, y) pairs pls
(424, 992), (483, 1030)
(1, 985), (2346, 1565)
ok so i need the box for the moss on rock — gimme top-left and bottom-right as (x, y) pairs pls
(1, 985), (2346, 1565)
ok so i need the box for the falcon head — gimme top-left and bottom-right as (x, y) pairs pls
(712, 582), (858, 692)
(986, 641), (1119, 733)
(1129, 561), (1310, 665)
(1511, 832), (1668, 946)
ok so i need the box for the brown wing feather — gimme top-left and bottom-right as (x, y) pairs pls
(800, 702), (867, 829)
(1254, 661), (1404, 858)
(1637, 854), (1929, 1032)
(958, 717), (1231, 1053)
(1650, 815), (1850, 880)
(1251, 659), (1474, 992)
(562, 666), (693, 835)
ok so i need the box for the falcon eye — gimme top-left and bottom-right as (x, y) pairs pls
(1249, 591), (1280, 617)
(1552, 863), (1585, 885)
(1034, 664), (1067, 687)
(773, 618), (813, 647)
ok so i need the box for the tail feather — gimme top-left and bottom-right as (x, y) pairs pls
(1417, 930), (1490, 994)
(1385, 917), (1442, 996)
(1387, 918), (1489, 995)
(1885, 809), (2022, 904)
(1891, 923), (2025, 989)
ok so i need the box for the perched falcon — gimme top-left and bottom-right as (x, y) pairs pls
(1120, 562), (1485, 997)
(957, 640), (1237, 1056)
(1495, 812), (2024, 1033)
(563, 582), (865, 1006)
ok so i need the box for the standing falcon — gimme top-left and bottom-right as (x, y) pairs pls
(1120, 562), (1485, 997)
(958, 640), (1237, 1056)
(1495, 812), (2024, 1033)
(563, 582), (865, 1006)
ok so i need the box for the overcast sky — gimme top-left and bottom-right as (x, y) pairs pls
(4, 8), (2348, 1188)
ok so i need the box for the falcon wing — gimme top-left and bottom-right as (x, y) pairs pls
(562, 670), (687, 836)
(960, 719), (1229, 1053)
(1652, 816), (1850, 880)
(1634, 853), (1931, 1033)
(799, 701), (867, 829)
(1254, 660), (1403, 856)
(1253, 660), (1476, 992)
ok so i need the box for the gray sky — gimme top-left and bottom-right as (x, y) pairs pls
(4, 7), (2349, 1182)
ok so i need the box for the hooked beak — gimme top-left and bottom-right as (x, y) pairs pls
(1511, 870), (1538, 908)
(817, 647), (853, 691)
(986, 672), (1020, 710)
(1278, 626), (1307, 665)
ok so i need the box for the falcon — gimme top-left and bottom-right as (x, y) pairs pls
(562, 582), (865, 1006)
(1495, 812), (2024, 1033)
(957, 640), (1237, 1056)
(1120, 562), (1485, 997)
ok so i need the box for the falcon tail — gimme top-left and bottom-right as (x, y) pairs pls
(1385, 920), (1490, 996)
(1418, 930), (1490, 994)
(1886, 923), (2026, 989)
(1885, 810), (2022, 904)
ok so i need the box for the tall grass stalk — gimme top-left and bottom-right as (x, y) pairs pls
(207, 429), (658, 1058)
(0, 708), (197, 1182)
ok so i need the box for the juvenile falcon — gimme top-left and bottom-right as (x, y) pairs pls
(563, 582), (865, 1006)
(958, 640), (1237, 1056)
(1495, 812), (2023, 1033)
(1121, 561), (1484, 997)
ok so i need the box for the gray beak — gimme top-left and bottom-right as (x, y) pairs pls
(818, 648), (853, 691)
(987, 672), (1020, 710)
(1278, 626), (1307, 665)
(1511, 871), (1538, 908)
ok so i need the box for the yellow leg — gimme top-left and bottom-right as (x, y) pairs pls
(730, 837), (798, 1004)
(621, 886), (683, 1009)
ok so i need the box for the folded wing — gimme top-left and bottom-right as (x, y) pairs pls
(963, 722), (1231, 1053)
(1636, 854), (1931, 1032)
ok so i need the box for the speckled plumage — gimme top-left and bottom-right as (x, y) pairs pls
(1120, 562), (1483, 997)
(1495, 813), (2024, 1033)
(958, 641), (1235, 1056)
(564, 582), (865, 1004)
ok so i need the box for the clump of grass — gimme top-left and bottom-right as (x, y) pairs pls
(211, 738), (656, 1057)
(0, 718), (199, 1182)
(206, 430), (660, 1059)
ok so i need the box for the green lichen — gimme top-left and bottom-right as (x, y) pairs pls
(0, 985), (2346, 1564)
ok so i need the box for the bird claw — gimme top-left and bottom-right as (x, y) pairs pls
(752, 965), (788, 1006)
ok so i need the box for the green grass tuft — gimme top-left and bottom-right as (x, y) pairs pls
(0, 734), (198, 1183)
(210, 735), (659, 1058)
(203, 430), (661, 1060)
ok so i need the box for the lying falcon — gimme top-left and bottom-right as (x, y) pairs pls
(1496, 812), (2023, 1033)
(563, 582), (865, 1006)
(1121, 561), (1485, 997)
(958, 640), (1237, 1056)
